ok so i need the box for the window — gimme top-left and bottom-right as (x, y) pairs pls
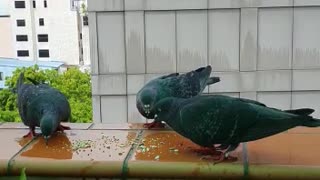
(17, 50), (29, 57)
(0, 72), (3, 81)
(44, 0), (47, 8)
(80, 33), (82, 39)
(33, 0), (36, 8)
(70, 0), (77, 10)
(39, 49), (49, 57)
(39, 18), (44, 26)
(15, 1), (25, 8)
(38, 34), (48, 42)
(83, 15), (88, 26)
(16, 35), (28, 41)
(16, 19), (25, 27)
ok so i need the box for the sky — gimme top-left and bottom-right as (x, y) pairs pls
(0, 0), (10, 16)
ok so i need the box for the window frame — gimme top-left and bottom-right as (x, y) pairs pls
(16, 35), (28, 42)
(38, 34), (49, 42)
(17, 50), (29, 57)
(39, 49), (50, 58)
(16, 19), (26, 27)
(15, 1), (26, 8)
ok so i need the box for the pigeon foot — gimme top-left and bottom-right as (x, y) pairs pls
(23, 127), (39, 138)
(192, 147), (220, 155)
(56, 124), (71, 132)
(200, 153), (238, 164)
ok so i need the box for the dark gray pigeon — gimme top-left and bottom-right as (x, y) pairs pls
(152, 95), (319, 163)
(136, 65), (220, 129)
(17, 72), (71, 144)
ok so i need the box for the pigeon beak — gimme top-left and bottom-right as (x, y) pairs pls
(44, 136), (50, 145)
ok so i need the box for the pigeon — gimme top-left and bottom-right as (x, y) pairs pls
(17, 72), (71, 144)
(136, 65), (220, 129)
(152, 95), (320, 163)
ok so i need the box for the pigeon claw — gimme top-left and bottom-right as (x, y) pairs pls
(23, 127), (39, 138)
(60, 124), (71, 130)
(56, 124), (71, 133)
(200, 153), (238, 164)
(143, 121), (165, 129)
(44, 136), (50, 145)
(192, 147), (220, 155)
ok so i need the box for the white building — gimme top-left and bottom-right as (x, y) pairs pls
(0, 0), (15, 58)
(8, 0), (90, 66)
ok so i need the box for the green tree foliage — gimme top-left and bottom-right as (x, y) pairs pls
(0, 65), (92, 123)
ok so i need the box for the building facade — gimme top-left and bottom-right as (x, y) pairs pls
(0, 0), (15, 58)
(88, 0), (320, 123)
(7, 0), (90, 66)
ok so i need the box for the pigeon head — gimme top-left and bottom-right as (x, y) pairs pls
(195, 65), (212, 76)
(40, 112), (59, 145)
(153, 97), (177, 122)
(140, 88), (157, 116)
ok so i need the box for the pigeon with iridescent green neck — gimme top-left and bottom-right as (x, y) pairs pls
(136, 65), (220, 129)
(17, 73), (71, 144)
(152, 95), (320, 163)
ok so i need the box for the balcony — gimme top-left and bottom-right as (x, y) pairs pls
(1, 122), (320, 179)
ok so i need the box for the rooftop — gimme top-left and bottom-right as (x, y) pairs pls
(0, 57), (64, 69)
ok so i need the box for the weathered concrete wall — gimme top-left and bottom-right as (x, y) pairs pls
(88, 0), (320, 123)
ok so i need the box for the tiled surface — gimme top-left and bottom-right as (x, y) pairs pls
(0, 122), (28, 129)
(91, 75), (127, 95)
(0, 123), (320, 178)
(100, 96), (128, 123)
(177, 10), (208, 73)
(125, 11), (145, 74)
(258, 8), (293, 70)
(97, 12), (126, 74)
(145, 11), (176, 74)
(240, 8), (258, 71)
(89, 123), (171, 130)
(257, 92), (291, 110)
(130, 131), (243, 162)
(128, 130), (244, 179)
(60, 123), (92, 130)
(0, 129), (34, 174)
(9, 130), (137, 176)
(289, 127), (320, 134)
(16, 130), (136, 160)
(247, 132), (320, 166)
(88, 0), (124, 11)
(209, 9), (240, 71)
(292, 91), (320, 118)
(293, 7), (320, 69)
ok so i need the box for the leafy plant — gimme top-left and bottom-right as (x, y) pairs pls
(0, 65), (92, 123)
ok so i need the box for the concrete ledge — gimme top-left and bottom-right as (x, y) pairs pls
(0, 123), (320, 179)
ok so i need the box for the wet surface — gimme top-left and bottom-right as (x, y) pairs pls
(16, 130), (137, 161)
(248, 132), (320, 165)
(1, 123), (320, 178)
(131, 131), (242, 163)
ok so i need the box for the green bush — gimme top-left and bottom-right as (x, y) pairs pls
(0, 65), (92, 123)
